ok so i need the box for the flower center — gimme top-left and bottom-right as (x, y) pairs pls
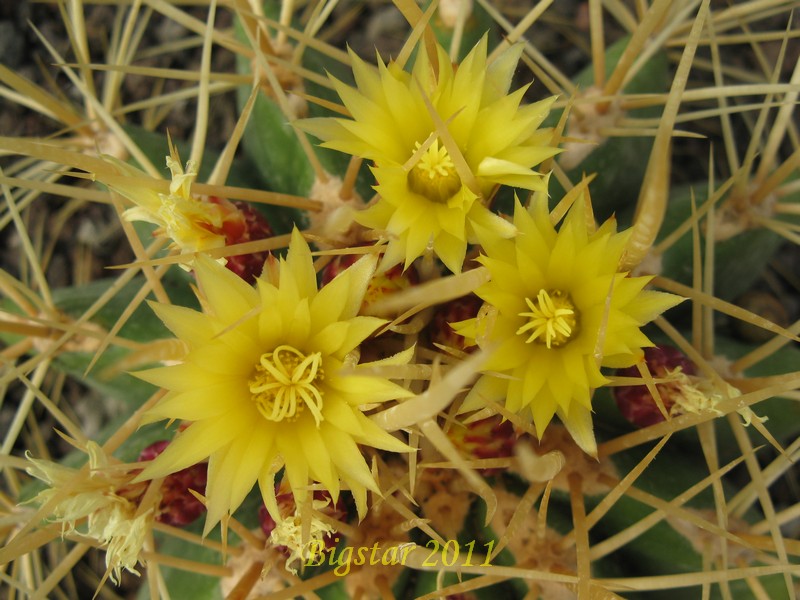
(156, 194), (225, 248)
(407, 140), (462, 203)
(249, 345), (325, 425)
(517, 289), (579, 348)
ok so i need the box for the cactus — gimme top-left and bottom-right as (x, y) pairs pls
(1, 1), (799, 599)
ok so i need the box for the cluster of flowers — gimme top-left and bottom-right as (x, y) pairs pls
(27, 36), (684, 583)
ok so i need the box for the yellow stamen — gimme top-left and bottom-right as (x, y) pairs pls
(249, 345), (325, 425)
(517, 289), (578, 348)
(407, 139), (462, 203)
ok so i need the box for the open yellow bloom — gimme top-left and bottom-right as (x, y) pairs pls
(299, 37), (557, 273)
(455, 197), (683, 455)
(135, 229), (412, 534)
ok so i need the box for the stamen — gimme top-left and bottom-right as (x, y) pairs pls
(517, 289), (579, 348)
(249, 345), (325, 425)
(407, 139), (462, 203)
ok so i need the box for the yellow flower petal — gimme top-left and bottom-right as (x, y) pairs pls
(328, 374), (413, 404)
(147, 302), (215, 346)
(460, 374), (508, 414)
(285, 228), (318, 300)
(557, 403), (597, 457)
(141, 385), (245, 424)
(310, 254), (378, 326)
(205, 429), (274, 535)
(323, 397), (366, 437)
(134, 362), (232, 392)
(194, 254), (259, 323)
(297, 419), (338, 501)
(352, 414), (412, 453)
(137, 415), (254, 482)
(320, 426), (380, 495)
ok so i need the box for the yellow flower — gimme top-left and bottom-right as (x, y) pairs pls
(25, 442), (149, 584)
(667, 372), (765, 426)
(134, 229), (412, 534)
(269, 504), (335, 575)
(100, 143), (230, 254)
(454, 196), (683, 455)
(299, 37), (557, 273)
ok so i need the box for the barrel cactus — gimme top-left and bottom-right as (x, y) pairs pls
(1, 1), (798, 599)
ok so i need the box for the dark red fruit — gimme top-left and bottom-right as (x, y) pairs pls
(431, 295), (483, 352)
(138, 440), (208, 527)
(448, 415), (517, 475)
(613, 345), (697, 427)
(321, 251), (418, 308)
(207, 197), (273, 283)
